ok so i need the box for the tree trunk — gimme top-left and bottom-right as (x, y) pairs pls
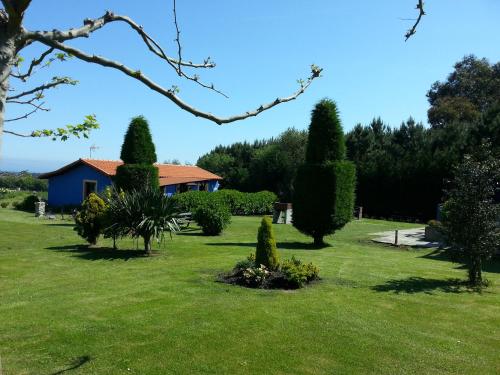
(313, 234), (324, 248)
(0, 10), (24, 156)
(144, 235), (152, 256)
(468, 255), (482, 286)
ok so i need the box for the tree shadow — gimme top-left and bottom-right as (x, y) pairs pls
(278, 241), (330, 250)
(46, 244), (147, 261)
(205, 242), (256, 247)
(176, 231), (206, 237)
(205, 241), (328, 250)
(50, 355), (91, 374)
(371, 277), (472, 294)
(421, 248), (500, 274)
(44, 223), (74, 227)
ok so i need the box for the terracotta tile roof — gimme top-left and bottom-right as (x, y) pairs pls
(39, 158), (222, 187)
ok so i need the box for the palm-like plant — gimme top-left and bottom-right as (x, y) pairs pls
(105, 185), (179, 255)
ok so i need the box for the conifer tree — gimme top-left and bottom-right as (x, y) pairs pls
(115, 116), (159, 191)
(293, 99), (356, 247)
(255, 216), (280, 269)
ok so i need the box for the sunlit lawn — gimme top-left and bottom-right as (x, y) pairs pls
(0, 209), (499, 374)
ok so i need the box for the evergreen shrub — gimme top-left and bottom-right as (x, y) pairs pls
(74, 193), (107, 245)
(114, 164), (159, 191)
(255, 216), (279, 269)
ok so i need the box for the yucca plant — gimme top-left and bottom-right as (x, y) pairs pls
(105, 185), (179, 255)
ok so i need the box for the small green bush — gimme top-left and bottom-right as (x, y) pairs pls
(74, 193), (108, 245)
(235, 253), (256, 270)
(193, 201), (231, 235)
(14, 194), (40, 212)
(255, 216), (279, 269)
(1, 202), (9, 208)
(280, 257), (320, 289)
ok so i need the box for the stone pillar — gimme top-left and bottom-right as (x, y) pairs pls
(35, 201), (45, 217)
(273, 203), (293, 224)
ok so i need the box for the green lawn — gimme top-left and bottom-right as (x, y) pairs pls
(0, 209), (499, 374)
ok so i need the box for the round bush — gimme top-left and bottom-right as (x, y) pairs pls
(14, 194), (40, 212)
(193, 202), (231, 235)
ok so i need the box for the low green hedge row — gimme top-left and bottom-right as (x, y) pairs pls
(172, 189), (277, 215)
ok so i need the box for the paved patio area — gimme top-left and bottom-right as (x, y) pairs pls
(371, 227), (440, 248)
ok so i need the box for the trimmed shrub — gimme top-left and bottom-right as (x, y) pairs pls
(293, 99), (356, 246)
(14, 194), (40, 212)
(114, 164), (159, 191)
(332, 160), (357, 229)
(255, 216), (279, 269)
(193, 201), (231, 235)
(74, 193), (107, 245)
(1, 202), (9, 208)
(120, 116), (157, 164)
(115, 116), (158, 191)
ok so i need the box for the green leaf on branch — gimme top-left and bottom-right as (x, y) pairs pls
(30, 114), (99, 141)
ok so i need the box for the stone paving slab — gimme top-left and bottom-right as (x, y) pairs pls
(371, 227), (440, 248)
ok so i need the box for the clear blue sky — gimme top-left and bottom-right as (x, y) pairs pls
(2, 0), (500, 172)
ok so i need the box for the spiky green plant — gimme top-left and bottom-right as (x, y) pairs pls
(105, 185), (179, 255)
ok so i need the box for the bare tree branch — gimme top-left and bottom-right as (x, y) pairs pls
(5, 100), (47, 121)
(172, 0), (182, 75)
(405, 0), (425, 41)
(21, 11), (215, 69)
(6, 76), (76, 100)
(3, 129), (30, 137)
(30, 35), (321, 125)
(10, 47), (54, 80)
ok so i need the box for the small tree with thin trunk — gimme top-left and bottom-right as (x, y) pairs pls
(115, 116), (159, 191)
(442, 150), (500, 286)
(293, 99), (356, 247)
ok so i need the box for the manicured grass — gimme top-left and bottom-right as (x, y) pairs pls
(0, 209), (499, 374)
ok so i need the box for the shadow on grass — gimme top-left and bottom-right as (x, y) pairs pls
(176, 232), (206, 237)
(421, 248), (500, 274)
(50, 355), (91, 374)
(46, 244), (147, 260)
(44, 223), (74, 227)
(205, 241), (329, 250)
(371, 277), (471, 294)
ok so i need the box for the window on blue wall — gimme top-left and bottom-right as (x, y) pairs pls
(83, 180), (97, 198)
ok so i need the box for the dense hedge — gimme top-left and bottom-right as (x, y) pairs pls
(172, 189), (277, 215)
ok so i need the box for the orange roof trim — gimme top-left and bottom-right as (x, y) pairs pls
(39, 158), (222, 187)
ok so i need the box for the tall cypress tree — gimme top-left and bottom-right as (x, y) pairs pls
(293, 99), (356, 247)
(115, 116), (159, 191)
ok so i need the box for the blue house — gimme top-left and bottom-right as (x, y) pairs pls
(39, 158), (222, 207)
